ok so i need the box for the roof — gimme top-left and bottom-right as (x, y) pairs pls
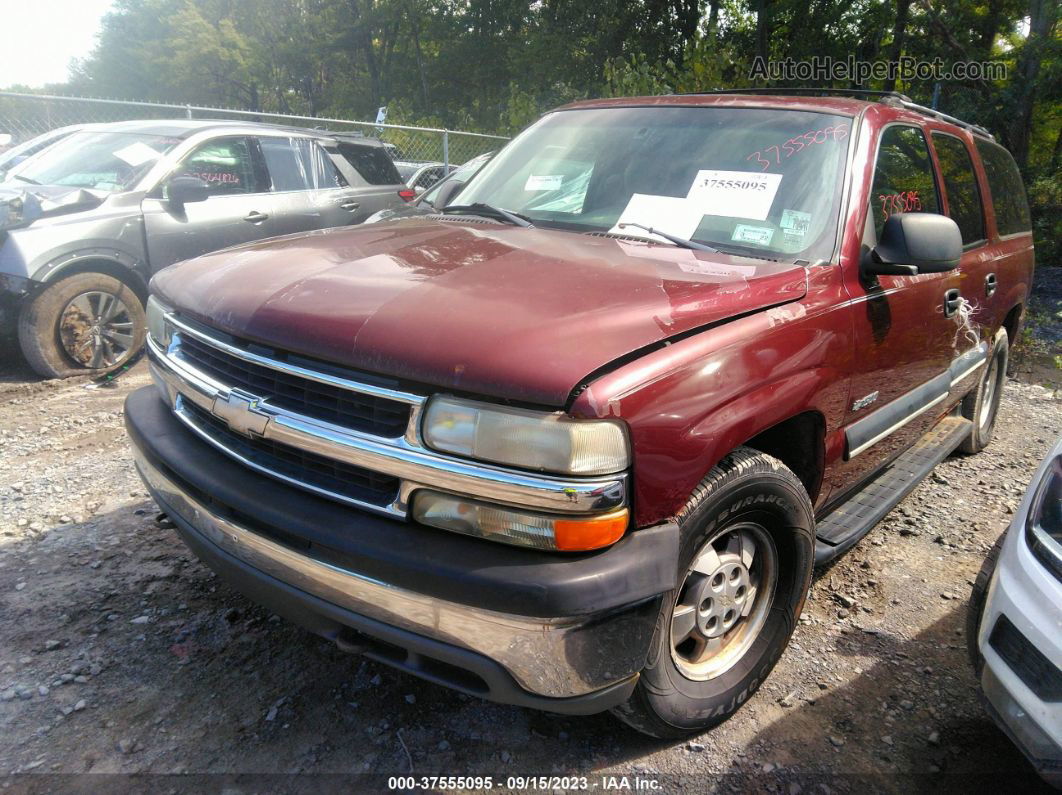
(63, 118), (388, 144)
(555, 91), (993, 138)
(556, 94), (874, 116)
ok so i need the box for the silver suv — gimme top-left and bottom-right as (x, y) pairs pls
(0, 119), (410, 378)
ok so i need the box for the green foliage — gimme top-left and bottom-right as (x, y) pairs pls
(17, 0), (1062, 246)
(1029, 171), (1062, 266)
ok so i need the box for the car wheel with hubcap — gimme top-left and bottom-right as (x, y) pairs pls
(612, 447), (815, 739)
(18, 272), (146, 379)
(958, 328), (1008, 455)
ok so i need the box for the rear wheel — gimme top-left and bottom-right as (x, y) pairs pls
(957, 329), (1008, 455)
(18, 272), (145, 379)
(611, 447), (815, 738)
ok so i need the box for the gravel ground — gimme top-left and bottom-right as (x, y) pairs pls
(0, 283), (1060, 793)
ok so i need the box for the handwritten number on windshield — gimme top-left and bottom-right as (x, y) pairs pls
(745, 123), (849, 172)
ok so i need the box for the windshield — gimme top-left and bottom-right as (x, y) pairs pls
(0, 128), (74, 172)
(456, 106), (852, 260)
(11, 131), (182, 192)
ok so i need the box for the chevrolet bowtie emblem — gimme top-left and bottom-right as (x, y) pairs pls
(211, 389), (270, 437)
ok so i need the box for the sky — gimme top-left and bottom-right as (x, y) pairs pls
(1, 0), (115, 89)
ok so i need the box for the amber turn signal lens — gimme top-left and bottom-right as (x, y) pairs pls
(553, 509), (629, 551)
(412, 490), (629, 551)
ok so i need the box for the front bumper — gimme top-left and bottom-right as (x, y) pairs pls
(0, 272), (32, 337)
(125, 386), (677, 712)
(978, 516), (1062, 785)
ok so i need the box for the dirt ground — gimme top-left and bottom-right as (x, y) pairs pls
(0, 274), (1060, 793)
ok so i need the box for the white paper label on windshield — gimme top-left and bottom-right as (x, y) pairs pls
(609, 193), (704, 242)
(113, 141), (162, 167)
(780, 209), (812, 233)
(524, 174), (564, 191)
(732, 224), (774, 246)
(686, 170), (782, 221)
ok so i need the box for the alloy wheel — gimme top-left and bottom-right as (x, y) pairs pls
(59, 290), (136, 369)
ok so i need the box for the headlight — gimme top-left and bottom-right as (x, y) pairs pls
(422, 396), (629, 476)
(0, 193), (24, 231)
(146, 295), (173, 348)
(413, 490), (628, 551)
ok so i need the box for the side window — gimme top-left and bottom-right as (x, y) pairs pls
(258, 136), (312, 192)
(931, 133), (986, 245)
(174, 137), (260, 196)
(869, 126), (940, 237)
(975, 138), (1032, 236)
(311, 144), (347, 189)
(337, 142), (402, 185)
(416, 166), (446, 190)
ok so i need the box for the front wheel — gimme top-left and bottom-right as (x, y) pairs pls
(18, 272), (146, 379)
(611, 447), (815, 738)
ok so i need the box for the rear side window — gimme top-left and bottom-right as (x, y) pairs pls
(259, 137), (312, 191)
(975, 138), (1031, 236)
(175, 137), (262, 195)
(931, 133), (985, 245)
(313, 145), (347, 189)
(338, 143), (402, 185)
(870, 126), (940, 237)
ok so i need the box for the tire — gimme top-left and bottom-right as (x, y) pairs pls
(18, 272), (146, 379)
(966, 530), (1007, 677)
(611, 447), (815, 738)
(957, 329), (1008, 455)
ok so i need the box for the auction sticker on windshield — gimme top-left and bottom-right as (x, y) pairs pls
(732, 224), (774, 246)
(609, 193), (705, 241)
(686, 170), (782, 220)
(524, 174), (565, 191)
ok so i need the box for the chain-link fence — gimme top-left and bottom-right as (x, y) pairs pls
(0, 92), (508, 168)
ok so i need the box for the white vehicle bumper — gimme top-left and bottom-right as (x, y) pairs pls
(978, 515), (1062, 786)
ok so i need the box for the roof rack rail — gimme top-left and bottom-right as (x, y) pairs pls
(676, 87), (913, 101)
(676, 87), (995, 140)
(893, 98), (994, 139)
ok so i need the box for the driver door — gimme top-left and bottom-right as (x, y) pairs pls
(141, 136), (277, 270)
(829, 123), (965, 494)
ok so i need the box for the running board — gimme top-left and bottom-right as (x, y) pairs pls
(814, 416), (973, 566)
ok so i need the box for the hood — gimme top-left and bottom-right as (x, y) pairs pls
(0, 184), (107, 230)
(152, 218), (808, 406)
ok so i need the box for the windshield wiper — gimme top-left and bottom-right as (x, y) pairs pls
(443, 203), (534, 228)
(12, 174), (39, 185)
(616, 222), (718, 253)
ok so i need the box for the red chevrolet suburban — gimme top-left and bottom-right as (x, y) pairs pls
(125, 91), (1034, 737)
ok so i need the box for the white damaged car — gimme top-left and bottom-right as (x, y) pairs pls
(969, 434), (1062, 787)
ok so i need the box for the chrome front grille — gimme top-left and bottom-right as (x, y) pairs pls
(177, 329), (411, 438)
(181, 399), (400, 507)
(146, 313), (628, 519)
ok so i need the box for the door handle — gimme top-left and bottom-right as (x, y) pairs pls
(244, 211), (269, 224)
(943, 288), (962, 318)
(985, 273), (997, 297)
(337, 201), (360, 212)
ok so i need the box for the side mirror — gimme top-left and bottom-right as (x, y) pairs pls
(166, 176), (210, 207)
(864, 212), (962, 277)
(429, 178), (463, 210)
